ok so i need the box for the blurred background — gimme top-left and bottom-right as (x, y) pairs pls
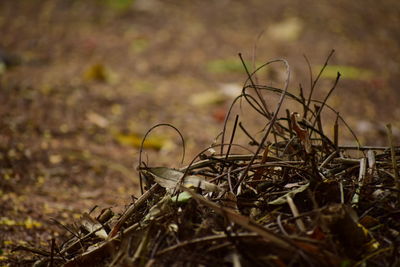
(1, 0), (400, 260)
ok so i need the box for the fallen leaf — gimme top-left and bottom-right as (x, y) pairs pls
(218, 83), (242, 98)
(291, 112), (312, 154)
(81, 213), (108, 240)
(320, 204), (374, 254)
(212, 107), (227, 123)
(0, 217), (17, 226)
(23, 217), (42, 229)
(172, 191), (192, 203)
(49, 154), (62, 164)
(206, 59), (267, 74)
(206, 59), (247, 74)
(115, 132), (166, 150)
(83, 63), (109, 82)
(86, 112), (109, 128)
(190, 91), (226, 107)
(143, 167), (222, 193)
(268, 183), (309, 205)
(143, 195), (173, 222)
(254, 144), (271, 180)
(267, 17), (303, 42)
(317, 65), (374, 81)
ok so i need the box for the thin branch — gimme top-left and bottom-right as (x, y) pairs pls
(306, 49), (335, 120)
(234, 58), (290, 192)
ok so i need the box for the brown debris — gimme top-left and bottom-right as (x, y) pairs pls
(24, 55), (400, 266)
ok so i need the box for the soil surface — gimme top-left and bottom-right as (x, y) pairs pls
(1, 0), (400, 264)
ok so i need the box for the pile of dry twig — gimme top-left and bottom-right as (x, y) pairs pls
(26, 52), (400, 266)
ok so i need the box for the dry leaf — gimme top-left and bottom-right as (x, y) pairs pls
(81, 213), (108, 240)
(268, 183), (309, 205)
(254, 144), (270, 180)
(189, 91), (226, 107)
(83, 63), (109, 82)
(115, 132), (166, 150)
(320, 204), (374, 253)
(144, 167), (222, 193)
(220, 191), (239, 212)
(267, 17), (303, 42)
(291, 112), (312, 153)
(86, 112), (109, 128)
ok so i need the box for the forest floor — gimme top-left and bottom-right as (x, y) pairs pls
(1, 0), (400, 264)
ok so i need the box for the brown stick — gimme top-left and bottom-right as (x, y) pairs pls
(108, 184), (160, 238)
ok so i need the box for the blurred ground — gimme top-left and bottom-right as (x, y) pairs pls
(1, 0), (400, 264)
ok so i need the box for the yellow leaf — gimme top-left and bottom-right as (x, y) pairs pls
(23, 217), (42, 229)
(83, 63), (109, 82)
(115, 132), (165, 150)
(0, 217), (17, 226)
(4, 240), (13, 246)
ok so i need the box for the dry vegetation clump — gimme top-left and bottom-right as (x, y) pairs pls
(19, 53), (400, 266)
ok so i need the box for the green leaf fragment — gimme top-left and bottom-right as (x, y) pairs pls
(317, 65), (374, 81)
(173, 191), (192, 203)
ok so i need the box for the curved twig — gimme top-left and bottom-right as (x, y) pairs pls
(138, 123), (185, 194)
(234, 57), (291, 192)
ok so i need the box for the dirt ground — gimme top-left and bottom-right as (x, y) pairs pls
(1, 0), (400, 264)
